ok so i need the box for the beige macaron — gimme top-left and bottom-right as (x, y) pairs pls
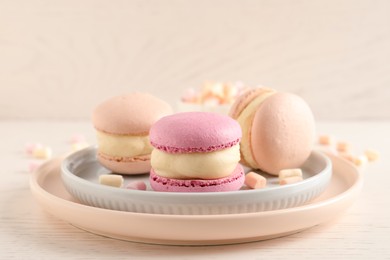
(229, 88), (315, 175)
(92, 93), (173, 174)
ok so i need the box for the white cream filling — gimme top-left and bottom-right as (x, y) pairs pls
(151, 144), (240, 179)
(96, 131), (153, 157)
(236, 91), (275, 168)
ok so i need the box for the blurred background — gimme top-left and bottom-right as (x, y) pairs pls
(0, 0), (389, 120)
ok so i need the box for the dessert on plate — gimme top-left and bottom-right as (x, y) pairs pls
(229, 88), (316, 175)
(92, 93), (173, 174)
(177, 81), (248, 114)
(149, 112), (245, 192)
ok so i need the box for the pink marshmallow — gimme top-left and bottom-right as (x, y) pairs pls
(337, 141), (351, 153)
(69, 134), (86, 144)
(24, 143), (43, 155)
(28, 161), (43, 173)
(318, 135), (334, 146)
(181, 88), (201, 103)
(125, 181), (147, 190)
(245, 172), (267, 189)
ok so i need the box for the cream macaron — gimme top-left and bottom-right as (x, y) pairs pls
(229, 88), (315, 175)
(92, 93), (173, 174)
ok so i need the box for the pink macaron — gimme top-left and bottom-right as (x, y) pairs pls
(229, 88), (315, 175)
(92, 93), (173, 174)
(149, 112), (245, 192)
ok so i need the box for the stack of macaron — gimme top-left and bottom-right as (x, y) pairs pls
(92, 93), (172, 174)
(148, 112), (245, 192)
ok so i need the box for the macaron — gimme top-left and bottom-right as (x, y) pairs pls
(92, 93), (173, 174)
(229, 88), (315, 175)
(149, 112), (245, 192)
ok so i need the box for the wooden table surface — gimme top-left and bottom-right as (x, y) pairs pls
(1, 120), (389, 259)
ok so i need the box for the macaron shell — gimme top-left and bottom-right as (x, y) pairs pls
(149, 164), (245, 192)
(251, 93), (315, 175)
(229, 89), (276, 168)
(229, 88), (276, 119)
(92, 93), (173, 135)
(97, 154), (151, 175)
(150, 112), (242, 153)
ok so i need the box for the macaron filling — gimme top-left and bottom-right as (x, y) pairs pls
(151, 144), (240, 180)
(149, 112), (244, 191)
(96, 131), (153, 158)
(236, 90), (275, 168)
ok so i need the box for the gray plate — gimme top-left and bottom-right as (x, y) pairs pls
(61, 146), (332, 215)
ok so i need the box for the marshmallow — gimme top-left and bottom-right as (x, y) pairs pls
(365, 149), (379, 162)
(353, 155), (368, 167)
(279, 168), (303, 185)
(202, 82), (224, 100)
(202, 96), (221, 106)
(181, 88), (198, 103)
(319, 135), (378, 167)
(125, 181), (147, 190)
(181, 82), (246, 105)
(318, 135), (334, 146)
(25, 143), (43, 155)
(244, 172), (267, 189)
(337, 141), (351, 153)
(279, 176), (303, 185)
(69, 134), (86, 144)
(32, 146), (52, 159)
(278, 168), (303, 180)
(223, 84), (239, 100)
(28, 161), (43, 173)
(99, 174), (124, 188)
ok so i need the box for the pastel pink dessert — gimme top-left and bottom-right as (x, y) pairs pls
(229, 88), (316, 175)
(149, 112), (245, 192)
(92, 93), (173, 174)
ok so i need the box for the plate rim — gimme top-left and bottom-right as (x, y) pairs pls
(30, 153), (363, 245)
(59, 147), (333, 214)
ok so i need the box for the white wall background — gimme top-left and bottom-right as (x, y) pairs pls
(0, 0), (389, 120)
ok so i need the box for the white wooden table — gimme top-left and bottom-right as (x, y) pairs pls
(1, 120), (389, 259)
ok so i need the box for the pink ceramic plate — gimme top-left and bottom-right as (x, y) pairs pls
(30, 154), (362, 245)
